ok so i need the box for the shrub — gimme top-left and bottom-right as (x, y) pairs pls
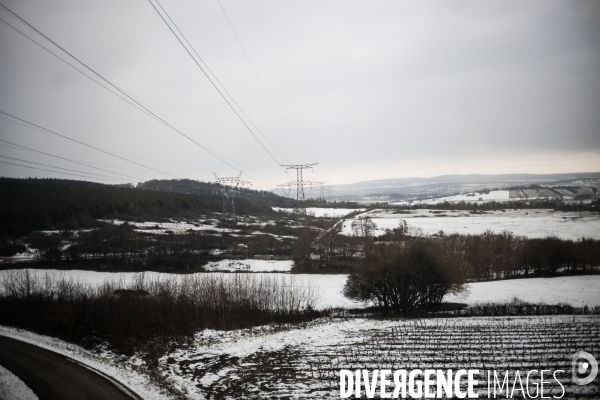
(0, 270), (322, 353)
(343, 239), (466, 315)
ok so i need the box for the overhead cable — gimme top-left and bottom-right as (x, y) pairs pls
(148, 0), (285, 168)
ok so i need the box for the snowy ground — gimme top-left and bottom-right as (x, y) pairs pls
(157, 315), (600, 399)
(1, 268), (599, 398)
(2, 270), (599, 310)
(104, 219), (235, 235)
(4, 315), (597, 399)
(0, 364), (38, 400)
(392, 190), (510, 205)
(448, 275), (600, 307)
(0, 326), (175, 400)
(3, 313), (597, 400)
(302, 275), (600, 309)
(202, 259), (293, 272)
(341, 208), (600, 240)
(272, 207), (365, 218)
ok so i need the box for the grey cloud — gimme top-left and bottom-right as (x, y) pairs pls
(0, 0), (598, 187)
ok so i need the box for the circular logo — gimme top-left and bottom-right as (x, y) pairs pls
(572, 351), (598, 385)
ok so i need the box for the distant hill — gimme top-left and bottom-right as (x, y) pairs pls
(330, 173), (600, 199)
(137, 179), (284, 203)
(0, 178), (285, 240)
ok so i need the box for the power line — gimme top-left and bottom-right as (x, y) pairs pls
(0, 139), (142, 181)
(0, 6), (264, 179)
(0, 113), (226, 174)
(0, 110), (178, 178)
(147, 0), (286, 169)
(0, 154), (128, 181)
(216, 0), (308, 160)
(0, 3), (277, 189)
(303, 180), (329, 202)
(0, 112), (278, 190)
(0, 160), (120, 181)
(154, 0), (290, 165)
(0, 15), (265, 175)
(0, 16), (162, 129)
(0, 159), (126, 182)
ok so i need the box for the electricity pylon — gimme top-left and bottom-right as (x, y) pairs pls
(325, 187), (335, 201)
(214, 172), (251, 222)
(276, 184), (293, 208)
(281, 163), (317, 202)
(304, 180), (329, 202)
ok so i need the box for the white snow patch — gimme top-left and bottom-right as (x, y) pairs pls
(272, 207), (364, 218)
(268, 274), (600, 309)
(102, 219), (234, 235)
(450, 276), (600, 306)
(0, 364), (38, 400)
(340, 208), (600, 240)
(159, 318), (385, 397)
(392, 190), (511, 205)
(159, 314), (599, 398)
(3, 270), (599, 310)
(202, 259), (293, 272)
(187, 319), (378, 359)
(284, 274), (349, 308)
(326, 275), (600, 308)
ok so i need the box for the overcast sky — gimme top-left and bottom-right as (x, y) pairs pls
(1, 0), (599, 189)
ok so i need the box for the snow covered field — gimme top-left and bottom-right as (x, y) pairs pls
(392, 190), (510, 205)
(3, 269), (599, 309)
(272, 207), (364, 218)
(202, 259), (293, 272)
(4, 314), (597, 399)
(105, 219), (232, 235)
(1, 268), (598, 399)
(449, 275), (600, 306)
(157, 315), (599, 398)
(302, 275), (600, 309)
(341, 208), (600, 240)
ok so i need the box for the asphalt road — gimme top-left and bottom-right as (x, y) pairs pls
(0, 335), (139, 400)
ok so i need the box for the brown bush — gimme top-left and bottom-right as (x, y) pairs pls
(0, 270), (322, 354)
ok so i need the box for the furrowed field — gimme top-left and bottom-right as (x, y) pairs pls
(155, 316), (600, 399)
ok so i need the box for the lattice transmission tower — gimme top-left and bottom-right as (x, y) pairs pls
(304, 180), (329, 202)
(281, 164), (317, 202)
(324, 187), (335, 201)
(276, 184), (293, 208)
(214, 172), (251, 222)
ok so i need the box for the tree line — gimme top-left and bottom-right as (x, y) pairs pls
(394, 198), (599, 212)
(0, 178), (281, 241)
(293, 221), (600, 279)
(292, 215), (600, 316)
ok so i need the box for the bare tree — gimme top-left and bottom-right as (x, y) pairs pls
(344, 238), (466, 315)
(351, 216), (377, 238)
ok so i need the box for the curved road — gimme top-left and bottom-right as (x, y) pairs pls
(0, 335), (139, 400)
